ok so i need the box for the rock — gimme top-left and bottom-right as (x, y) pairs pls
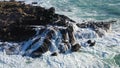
(76, 21), (114, 31)
(76, 20), (116, 37)
(48, 7), (55, 15)
(67, 25), (75, 45)
(0, 1), (116, 57)
(0, 26), (36, 42)
(31, 38), (51, 57)
(60, 29), (68, 41)
(87, 40), (96, 47)
(89, 41), (96, 47)
(71, 43), (81, 52)
(30, 29), (54, 57)
(95, 28), (106, 37)
(87, 40), (92, 44)
(47, 30), (55, 39)
(0, 1), (75, 42)
(31, 52), (42, 58)
(51, 52), (58, 56)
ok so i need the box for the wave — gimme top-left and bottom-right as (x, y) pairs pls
(0, 0), (120, 68)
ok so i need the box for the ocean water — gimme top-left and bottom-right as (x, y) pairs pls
(0, 0), (120, 68)
(36, 0), (120, 19)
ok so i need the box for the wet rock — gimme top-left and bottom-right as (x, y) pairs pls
(30, 30), (53, 57)
(60, 29), (68, 41)
(77, 20), (115, 29)
(47, 30), (55, 39)
(87, 40), (92, 44)
(76, 20), (116, 37)
(89, 41), (96, 47)
(31, 52), (42, 58)
(71, 43), (81, 52)
(35, 38), (50, 53)
(31, 38), (51, 57)
(67, 25), (75, 45)
(87, 40), (96, 47)
(51, 52), (58, 56)
(25, 37), (41, 52)
(0, 1), (75, 42)
(0, 1), (116, 57)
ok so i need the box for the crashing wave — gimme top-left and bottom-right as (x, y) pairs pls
(0, 1), (117, 58)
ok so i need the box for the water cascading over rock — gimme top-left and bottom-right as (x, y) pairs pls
(0, 1), (116, 57)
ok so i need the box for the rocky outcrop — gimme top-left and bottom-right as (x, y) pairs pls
(76, 20), (116, 37)
(0, 1), (75, 42)
(0, 1), (116, 57)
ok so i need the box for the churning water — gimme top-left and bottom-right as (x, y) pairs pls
(0, 0), (120, 68)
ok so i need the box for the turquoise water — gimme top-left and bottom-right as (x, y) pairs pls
(38, 0), (120, 20)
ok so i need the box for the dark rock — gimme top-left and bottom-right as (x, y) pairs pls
(76, 20), (116, 37)
(30, 32), (52, 57)
(0, 1), (115, 57)
(67, 25), (75, 45)
(47, 30), (55, 39)
(71, 43), (81, 52)
(0, 26), (36, 42)
(32, 2), (38, 4)
(78, 20), (116, 31)
(60, 29), (68, 41)
(31, 41), (49, 57)
(87, 40), (96, 47)
(31, 52), (42, 58)
(0, 1), (75, 42)
(48, 7), (55, 15)
(89, 41), (96, 47)
(51, 52), (58, 56)
(87, 40), (92, 44)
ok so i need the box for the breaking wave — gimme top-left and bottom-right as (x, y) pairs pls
(0, 0), (120, 68)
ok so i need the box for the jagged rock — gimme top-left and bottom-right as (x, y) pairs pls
(30, 29), (56, 57)
(31, 38), (51, 57)
(76, 20), (116, 37)
(67, 25), (75, 45)
(0, 1), (75, 42)
(0, 1), (116, 57)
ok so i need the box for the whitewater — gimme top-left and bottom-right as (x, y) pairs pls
(0, 0), (120, 68)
